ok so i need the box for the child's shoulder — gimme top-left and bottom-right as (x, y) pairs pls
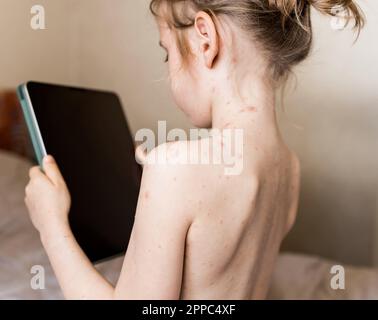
(143, 139), (230, 195)
(144, 138), (230, 176)
(137, 140), (223, 221)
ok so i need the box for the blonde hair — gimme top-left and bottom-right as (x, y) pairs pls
(150, 0), (364, 80)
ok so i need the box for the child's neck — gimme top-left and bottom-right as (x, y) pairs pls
(211, 74), (278, 134)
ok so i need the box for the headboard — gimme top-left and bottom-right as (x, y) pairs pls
(0, 90), (33, 160)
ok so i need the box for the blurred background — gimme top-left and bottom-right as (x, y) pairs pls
(0, 0), (377, 269)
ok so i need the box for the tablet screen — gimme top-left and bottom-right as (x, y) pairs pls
(25, 82), (141, 262)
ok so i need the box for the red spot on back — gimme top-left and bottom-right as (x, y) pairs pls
(240, 106), (257, 113)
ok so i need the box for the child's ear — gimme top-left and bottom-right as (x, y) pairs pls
(194, 11), (219, 69)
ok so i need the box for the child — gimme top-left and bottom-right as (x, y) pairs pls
(25, 0), (363, 299)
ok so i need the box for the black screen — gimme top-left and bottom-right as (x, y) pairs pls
(26, 82), (141, 262)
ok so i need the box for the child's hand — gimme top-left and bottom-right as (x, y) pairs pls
(25, 155), (71, 235)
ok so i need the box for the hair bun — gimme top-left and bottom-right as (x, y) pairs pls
(268, 0), (364, 32)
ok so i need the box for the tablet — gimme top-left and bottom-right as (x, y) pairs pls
(17, 82), (142, 263)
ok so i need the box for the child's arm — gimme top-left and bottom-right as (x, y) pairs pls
(40, 223), (115, 299)
(25, 151), (195, 299)
(114, 147), (195, 299)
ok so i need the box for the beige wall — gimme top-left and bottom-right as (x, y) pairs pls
(66, 0), (190, 135)
(0, 0), (73, 88)
(1, 0), (377, 266)
(278, 0), (378, 266)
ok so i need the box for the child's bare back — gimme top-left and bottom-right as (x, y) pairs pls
(177, 131), (300, 299)
(122, 120), (300, 300)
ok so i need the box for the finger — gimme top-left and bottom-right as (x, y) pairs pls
(29, 166), (43, 179)
(25, 181), (35, 196)
(43, 155), (64, 186)
(135, 144), (148, 165)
